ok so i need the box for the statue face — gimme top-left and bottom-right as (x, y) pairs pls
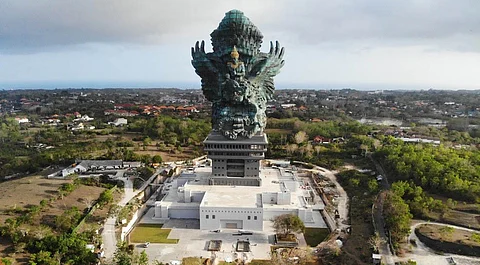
(233, 86), (245, 102)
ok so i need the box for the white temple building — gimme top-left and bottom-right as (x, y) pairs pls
(153, 161), (326, 231)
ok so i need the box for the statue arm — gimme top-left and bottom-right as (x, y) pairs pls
(191, 40), (220, 101)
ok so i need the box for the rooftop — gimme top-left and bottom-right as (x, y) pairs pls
(158, 165), (319, 210)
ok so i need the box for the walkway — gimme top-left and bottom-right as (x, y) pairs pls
(293, 161), (349, 232)
(101, 166), (165, 260)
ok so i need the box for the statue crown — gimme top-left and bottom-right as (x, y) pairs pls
(230, 46), (239, 59)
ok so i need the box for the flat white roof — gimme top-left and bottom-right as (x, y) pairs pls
(158, 166), (314, 210)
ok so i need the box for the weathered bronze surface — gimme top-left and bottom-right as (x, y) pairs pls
(192, 10), (285, 139)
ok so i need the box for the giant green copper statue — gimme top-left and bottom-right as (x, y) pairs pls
(192, 10), (285, 140)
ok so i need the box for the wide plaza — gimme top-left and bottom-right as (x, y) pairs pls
(135, 218), (308, 264)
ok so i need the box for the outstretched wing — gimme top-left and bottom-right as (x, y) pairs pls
(191, 40), (221, 102)
(248, 41), (285, 99)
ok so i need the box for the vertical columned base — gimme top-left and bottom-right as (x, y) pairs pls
(204, 132), (268, 187)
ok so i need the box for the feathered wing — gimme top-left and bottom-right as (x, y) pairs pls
(191, 40), (221, 102)
(248, 41), (285, 99)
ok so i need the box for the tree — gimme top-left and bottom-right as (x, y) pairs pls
(29, 250), (59, 265)
(1, 257), (13, 265)
(98, 189), (114, 207)
(294, 131), (308, 145)
(152, 155), (163, 163)
(142, 137), (152, 150)
(368, 232), (384, 253)
(133, 250), (149, 265)
(113, 242), (132, 265)
(112, 242), (150, 265)
(272, 214), (305, 237)
(55, 207), (82, 233)
(383, 191), (412, 248)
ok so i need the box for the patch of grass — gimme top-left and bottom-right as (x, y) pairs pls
(304, 228), (330, 247)
(129, 224), (178, 244)
(182, 257), (208, 265)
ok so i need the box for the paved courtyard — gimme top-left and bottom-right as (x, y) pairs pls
(135, 219), (305, 264)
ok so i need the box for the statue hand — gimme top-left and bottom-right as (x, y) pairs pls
(266, 41), (285, 71)
(191, 40), (208, 63)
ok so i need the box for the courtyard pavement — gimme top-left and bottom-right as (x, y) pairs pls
(136, 219), (306, 264)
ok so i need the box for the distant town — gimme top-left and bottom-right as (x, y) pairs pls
(0, 88), (479, 265)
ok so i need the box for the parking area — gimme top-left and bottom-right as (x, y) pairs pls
(136, 220), (292, 264)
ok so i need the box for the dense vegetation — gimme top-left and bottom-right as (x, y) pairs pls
(0, 115), (211, 179)
(374, 138), (480, 249)
(376, 138), (480, 202)
(267, 118), (373, 169)
(128, 116), (210, 146)
(382, 190), (413, 249)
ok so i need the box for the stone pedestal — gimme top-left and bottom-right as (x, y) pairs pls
(203, 132), (267, 186)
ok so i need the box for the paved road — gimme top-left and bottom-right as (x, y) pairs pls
(101, 175), (134, 260)
(101, 167), (164, 260)
(369, 155), (395, 265)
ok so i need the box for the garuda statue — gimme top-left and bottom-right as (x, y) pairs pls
(192, 10), (285, 140)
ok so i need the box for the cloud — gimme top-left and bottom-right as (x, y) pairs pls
(1, 0), (479, 54)
(0, 0), (275, 53)
(262, 0), (480, 52)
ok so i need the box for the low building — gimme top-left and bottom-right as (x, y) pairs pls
(14, 117), (29, 124)
(109, 118), (128, 126)
(51, 160), (142, 178)
(153, 163), (326, 231)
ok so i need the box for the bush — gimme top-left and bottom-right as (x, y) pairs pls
(98, 189), (114, 207)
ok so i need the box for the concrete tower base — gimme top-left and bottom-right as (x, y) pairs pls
(203, 132), (268, 187)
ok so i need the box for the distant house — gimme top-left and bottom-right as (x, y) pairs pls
(79, 115), (94, 121)
(74, 115), (94, 122)
(281, 104), (296, 109)
(104, 109), (138, 117)
(14, 117), (29, 124)
(297, 106), (308, 111)
(109, 118), (128, 127)
(70, 123), (84, 131)
(53, 160), (143, 178)
(332, 137), (345, 143)
(313, 136), (331, 144)
(398, 137), (440, 145)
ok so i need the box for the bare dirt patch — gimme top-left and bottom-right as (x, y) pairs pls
(424, 194), (480, 230)
(416, 224), (480, 257)
(36, 185), (106, 227)
(0, 175), (70, 224)
(134, 145), (199, 162)
(417, 224), (480, 247)
(265, 128), (293, 134)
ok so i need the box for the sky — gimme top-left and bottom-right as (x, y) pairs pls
(0, 0), (479, 90)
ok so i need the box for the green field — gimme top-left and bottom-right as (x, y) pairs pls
(304, 228), (330, 247)
(182, 257), (209, 265)
(129, 224), (179, 244)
